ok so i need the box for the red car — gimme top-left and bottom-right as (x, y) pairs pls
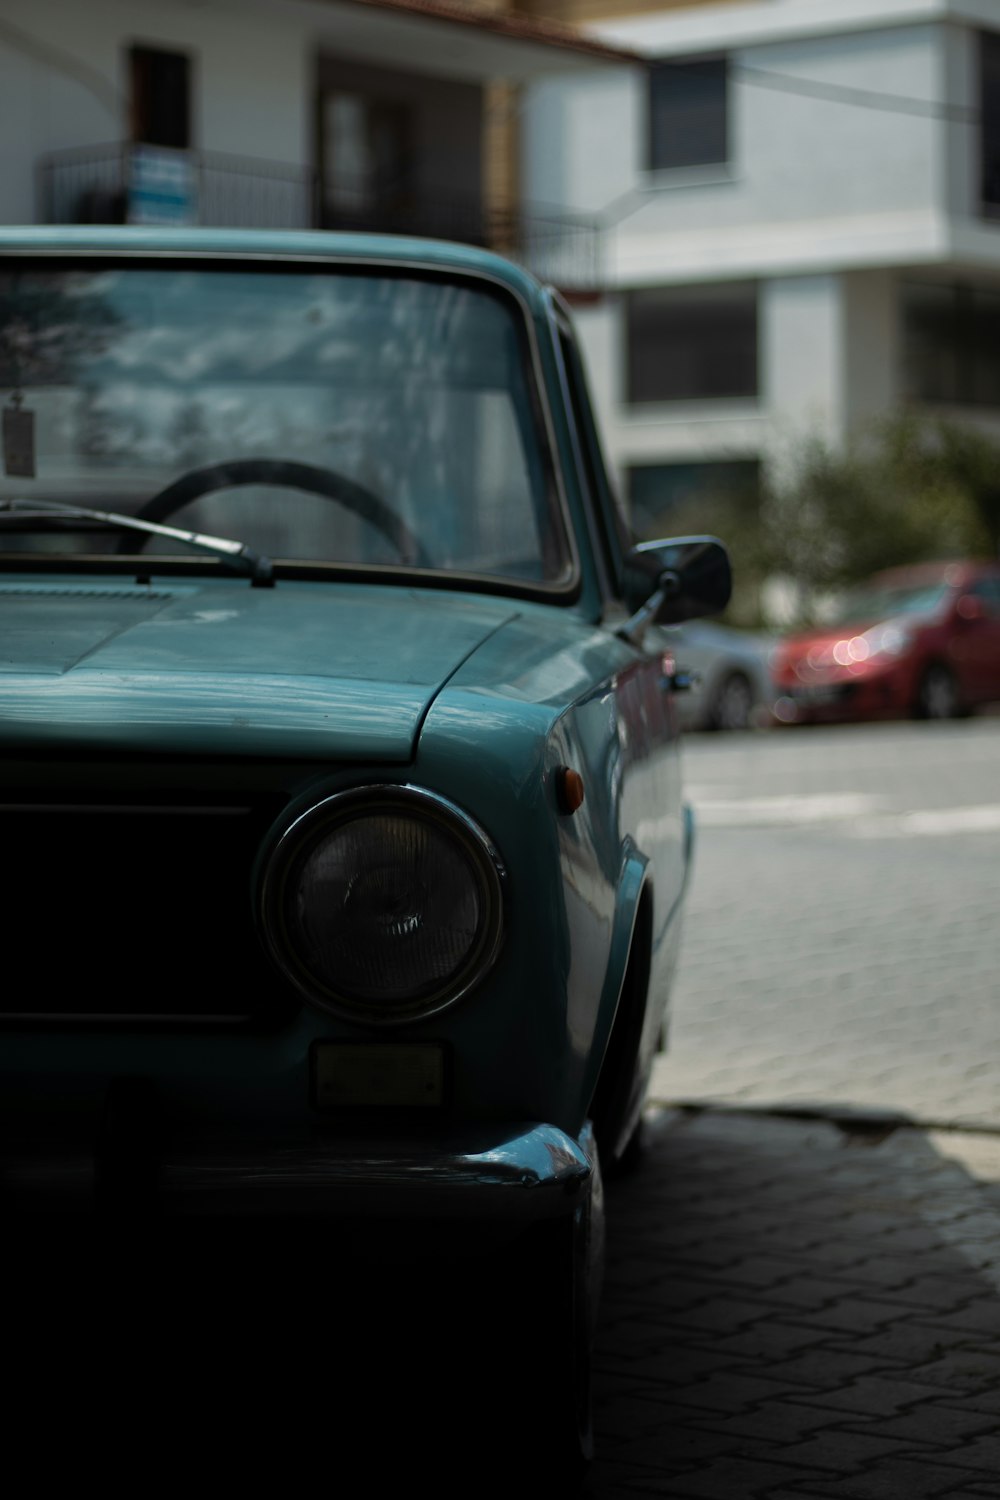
(772, 560), (1000, 724)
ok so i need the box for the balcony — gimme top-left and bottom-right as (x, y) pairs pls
(38, 143), (603, 294)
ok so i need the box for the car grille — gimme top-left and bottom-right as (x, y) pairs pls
(0, 795), (300, 1028)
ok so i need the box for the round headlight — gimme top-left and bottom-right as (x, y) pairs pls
(259, 786), (505, 1023)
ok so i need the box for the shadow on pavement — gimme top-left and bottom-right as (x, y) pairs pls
(4, 1205), (567, 1494)
(588, 1106), (1000, 1498)
(4, 1107), (998, 1498)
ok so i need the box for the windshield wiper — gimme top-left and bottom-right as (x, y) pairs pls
(0, 498), (274, 584)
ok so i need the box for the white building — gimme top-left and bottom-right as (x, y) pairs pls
(521, 0), (1000, 546)
(0, 0), (634, 291)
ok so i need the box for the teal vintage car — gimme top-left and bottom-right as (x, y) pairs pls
(0, 227), (729, 1480)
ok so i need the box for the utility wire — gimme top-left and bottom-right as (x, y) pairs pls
(0, 18), (121, 121)
(598, 61), (992, 225)
(735, 62), (982, 126)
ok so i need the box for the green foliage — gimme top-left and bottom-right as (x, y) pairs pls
(650, 486), (763, 627)
(756, 412), (999, 626)
(886, 414), (1000, 555)
(627, 460), (762, 625)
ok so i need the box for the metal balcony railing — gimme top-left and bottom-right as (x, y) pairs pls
(37, 144), (604, 293)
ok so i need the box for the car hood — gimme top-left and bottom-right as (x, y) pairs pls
(0, 578), (520, 759)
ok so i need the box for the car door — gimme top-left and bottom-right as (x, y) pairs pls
(550, 304), (686, 909)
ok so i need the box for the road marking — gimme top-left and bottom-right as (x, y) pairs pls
(688, 792), (1000, 836)
(848, 805), (1000, 837)
(690, 792), (881, 826)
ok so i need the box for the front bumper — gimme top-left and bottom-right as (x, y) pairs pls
(2, 1117), (596, 1229)
(774, 666), (910, 723)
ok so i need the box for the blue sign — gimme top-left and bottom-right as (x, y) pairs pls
(129, 146), (197, 226)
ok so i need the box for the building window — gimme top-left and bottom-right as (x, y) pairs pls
(626, 282), (758, 404)
(902, 280), (1000, 408)
(981, 31), (1000, 213)
(648, 57), (728, 173)
(320, 93), (413, 225)
(628, 459), (760, 545)
(129, 46), (192, 150)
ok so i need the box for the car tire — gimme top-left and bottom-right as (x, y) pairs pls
(706, 671), (755, 732)
(914, 662), (960, 721)
(612, 1113), (647, 1177)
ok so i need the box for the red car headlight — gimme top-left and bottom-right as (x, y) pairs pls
(861, 623), (913, 659)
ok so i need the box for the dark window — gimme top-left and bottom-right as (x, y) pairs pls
(628, 460), (760, 544)
(626, 282), (758, 404)
(902, 280), (1000, 408)
(129, 46), (191, 149)
(981, 31), (1000, 212)
(320, 92), (414, 225)
(648, 57), (728, 173)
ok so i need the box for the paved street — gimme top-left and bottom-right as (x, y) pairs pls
(655, 717), (1000, 1129)
(590, 1106), (1000, 1499)
(585, 717), (1000, 1498)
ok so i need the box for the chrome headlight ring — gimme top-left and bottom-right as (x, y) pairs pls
(258, 785), (506, 1025)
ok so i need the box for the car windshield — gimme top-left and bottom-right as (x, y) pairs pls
(0, 261), (570, 586)
(824, 579), (951, 627)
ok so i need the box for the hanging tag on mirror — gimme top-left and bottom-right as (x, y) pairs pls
(3, 401), (36, 478)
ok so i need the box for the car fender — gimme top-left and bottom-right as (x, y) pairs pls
(588, 802), (694, 1161)
(582, 842), (650, 1151)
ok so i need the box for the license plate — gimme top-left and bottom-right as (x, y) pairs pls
(312, 1042), (445, 1109)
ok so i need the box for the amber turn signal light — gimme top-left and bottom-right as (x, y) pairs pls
(555, 766), (585, 815)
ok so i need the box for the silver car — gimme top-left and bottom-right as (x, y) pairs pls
(663, 620), (775, 731)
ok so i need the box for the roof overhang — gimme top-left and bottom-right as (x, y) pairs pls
(304, 0), (645, 81)
(588, 0), (987, 59)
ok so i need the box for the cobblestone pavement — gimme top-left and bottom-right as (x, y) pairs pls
(588, 1106), (1000, 1499)
(653, 717), (1000, 1129)
(581, 718), (1000, 1499)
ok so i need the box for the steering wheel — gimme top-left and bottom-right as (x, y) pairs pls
(125, 458), (432, 567)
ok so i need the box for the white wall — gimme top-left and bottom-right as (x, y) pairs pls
(941, 21), (981, 221)
(736, 28), (939, 227)
(523, 66), (635, 216)
(0, 0), (311, 223)
(763, 274), (846, 446)
(843, 269), (899, 431)
(525, 21), (951, 285)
